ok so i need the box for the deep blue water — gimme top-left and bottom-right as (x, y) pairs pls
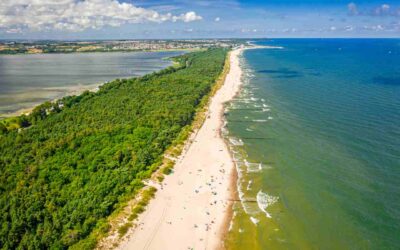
(226, 39), (400, 249)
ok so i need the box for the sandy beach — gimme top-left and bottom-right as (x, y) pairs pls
(116, 48), (244, 250)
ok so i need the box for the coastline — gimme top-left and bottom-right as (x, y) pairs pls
(0, 83), (101, 118)
(0, 50), (183, 119)
(218, 45), (263, 247)
(113, 48), (245, 250)
(0, 48), (199, 57)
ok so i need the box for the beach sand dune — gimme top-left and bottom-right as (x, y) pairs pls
(118, 48), (244, 250)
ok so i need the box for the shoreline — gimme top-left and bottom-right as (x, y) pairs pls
(0, 83), (101, 119)
(114, 48), (245, 250)
(0, 50), (184, 119)
(218, 45), (266, 246)
(0, 48), (199, 57)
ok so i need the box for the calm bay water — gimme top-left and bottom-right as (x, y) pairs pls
(0, 51), (183, 116)
(225, 39), (400, 249)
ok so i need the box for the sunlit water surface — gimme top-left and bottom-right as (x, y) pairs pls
(225, 39), (400, 249)
(0, 51), (183, 116)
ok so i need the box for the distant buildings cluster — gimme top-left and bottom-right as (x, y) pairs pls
(0, 39), (242, 54)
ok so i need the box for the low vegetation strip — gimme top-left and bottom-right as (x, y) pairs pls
(0, 48), (228, 249)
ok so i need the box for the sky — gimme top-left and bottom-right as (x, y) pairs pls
(0, 0), (399, 39)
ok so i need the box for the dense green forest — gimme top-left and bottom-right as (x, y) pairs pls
(0, 48), (228, 249)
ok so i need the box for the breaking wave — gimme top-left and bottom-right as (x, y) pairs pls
(256, 190), (279, 218)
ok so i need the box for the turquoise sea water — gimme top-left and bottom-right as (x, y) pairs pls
(0, 51), (182, 115)
(225, 39), (400, 249)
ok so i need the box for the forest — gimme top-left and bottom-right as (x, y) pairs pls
(0, 48), (228, 249)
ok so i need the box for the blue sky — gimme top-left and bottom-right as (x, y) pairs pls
(0, 0), (399, 39)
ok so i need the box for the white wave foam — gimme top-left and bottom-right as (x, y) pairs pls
(253, 119), (267, 123)
(245, 160), (263, 173)
(233, 161), (244, 179)
(256, 190), (279, 218)
(237, 186), (253, 214)
(229, 137), (244, 146)
(228, 221), (233, 231)
(266, 45), (284, 49)
(246, 180), (253, 190)
(237, 178), (259, 215)
(250, 217), (259, 225)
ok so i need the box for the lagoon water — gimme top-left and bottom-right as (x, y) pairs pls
(225, 39), (400, 249)
(0, 51), (182, 116)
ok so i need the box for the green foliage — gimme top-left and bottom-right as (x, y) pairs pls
(156, 175), (165, 182)
(128, 187), (157, 222)
(0, 48), (228, 249)
(117, 223), (132, 238)
(0, 115), (31, 132)
(0, 123), (7, 134)
(162, 161), (174, 175)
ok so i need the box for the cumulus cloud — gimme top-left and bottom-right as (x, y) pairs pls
(172, 11), (202, 22)
(0, 0), (202, 32)
(373, 4), (391, 16)
(347, 2), (399, 17)
(347, 2), (359, 16)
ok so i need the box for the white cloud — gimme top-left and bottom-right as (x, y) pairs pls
(347, 2), (399, 17)
(215, 17), (220, 22)
(240, 28), (259, 33)
(374, 24), (384, 31)
(345, 25), (354, 31)
(382, 4), (390, 11)
(348, 2), (359, 16)
(5, 28), (22, 34)
(0, 0), (202, 32)
(361, 24), (388, 31)
(172, 11), (202, 23)
(374, 4), (391, 16)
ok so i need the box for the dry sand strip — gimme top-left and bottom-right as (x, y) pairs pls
(117, 48), (244, 250)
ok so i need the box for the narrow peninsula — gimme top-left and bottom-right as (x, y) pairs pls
(0, 48), (231, 249)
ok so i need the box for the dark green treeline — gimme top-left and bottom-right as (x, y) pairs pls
(0, 48), (228, 249)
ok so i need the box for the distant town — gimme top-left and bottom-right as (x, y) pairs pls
(0, 39), (245, 54)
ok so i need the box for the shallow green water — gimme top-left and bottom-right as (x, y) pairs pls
(225, 39), (400, 249)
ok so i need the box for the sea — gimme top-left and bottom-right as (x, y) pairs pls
(225, 39), (400, 249)
(0, 51), (183, 116)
